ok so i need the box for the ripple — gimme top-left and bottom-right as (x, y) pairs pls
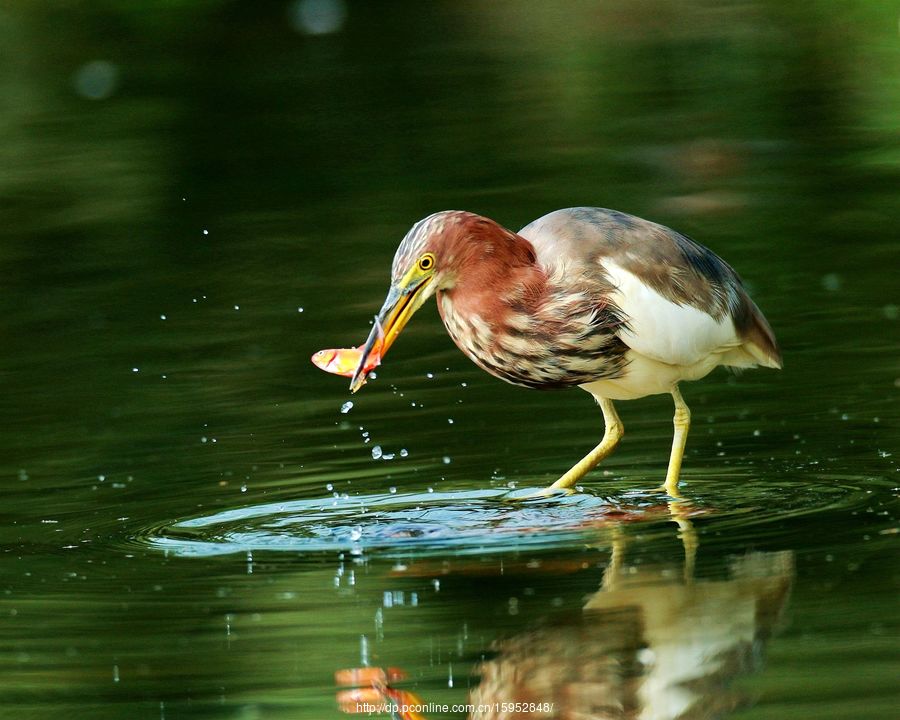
(134, 471), (893, 558)
(144, 488), (673, 557)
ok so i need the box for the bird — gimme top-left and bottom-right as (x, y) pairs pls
(348, 207), (781, 496)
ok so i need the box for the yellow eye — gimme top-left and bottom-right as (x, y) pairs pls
(417, 253), (435, 272)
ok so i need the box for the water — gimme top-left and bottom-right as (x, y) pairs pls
(2, 2), (897, 718)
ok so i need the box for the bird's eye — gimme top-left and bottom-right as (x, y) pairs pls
(417, 253), (435, 272)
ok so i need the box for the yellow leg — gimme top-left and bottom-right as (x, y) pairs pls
(547, 397), (622, 491)
(662, 385), (690, 498)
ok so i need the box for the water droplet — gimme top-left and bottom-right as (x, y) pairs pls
(400, 449), (409, 458)
(426, 372), (434, 379)
(350, 527), (362, 541)
(289, 0), (348, 36)
(73, 60), (119, 100)
(112, 664), (120, 683)
(821, 273), (842, 292)
(442, 456), (451, 464)
(340, 401), (353, 414)
(326, 483), (334, 491)
(359, 634), (369, 665)
(160, 314), (167, 320)
(297, 307), (304, 313)
(389, 486), (397, 494)
(447, 418), (454, 424)
(202, 229), (209, 236)
(371, 445), (383, 460)
(233, 305), (240, 310)
(132, 367), (139, 373)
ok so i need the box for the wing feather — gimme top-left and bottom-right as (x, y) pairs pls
(601, 259), (741, 367)
(519, 207), (779, 370)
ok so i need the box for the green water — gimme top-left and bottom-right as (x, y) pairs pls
(2, 2), (897, 718)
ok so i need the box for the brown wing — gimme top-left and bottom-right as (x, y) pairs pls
(518, 207), (782, 369)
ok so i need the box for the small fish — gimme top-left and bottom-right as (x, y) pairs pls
(311, 346), (374, 378)
(311, 318), (385, 382)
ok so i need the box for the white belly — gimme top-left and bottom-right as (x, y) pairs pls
(579, 350), (722, 401)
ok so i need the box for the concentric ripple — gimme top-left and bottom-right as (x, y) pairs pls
(147, 488), (671, 557)
(138, 472), (889, 558)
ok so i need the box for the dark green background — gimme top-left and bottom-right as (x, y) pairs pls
(1, 1), (897, 718)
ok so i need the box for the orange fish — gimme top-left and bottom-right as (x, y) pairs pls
(311, 346), (375, 378)
(312, 319), (384, 383)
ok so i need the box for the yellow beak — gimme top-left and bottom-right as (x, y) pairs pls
(350, 277), (432, 393)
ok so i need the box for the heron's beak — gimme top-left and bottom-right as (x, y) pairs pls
(350, 277), (434, 393)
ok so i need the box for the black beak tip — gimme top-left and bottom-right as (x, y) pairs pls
(349, 367), (366, 393)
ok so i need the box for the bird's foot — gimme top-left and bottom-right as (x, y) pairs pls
(652, 481), (683, 500)
(506, 485), (576, 502)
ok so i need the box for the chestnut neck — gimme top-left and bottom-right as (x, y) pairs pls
(437, 213), (544, 321)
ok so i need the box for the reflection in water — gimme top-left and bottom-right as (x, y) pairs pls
(471, 521), (792, 720)
(339, 508), (794, 720)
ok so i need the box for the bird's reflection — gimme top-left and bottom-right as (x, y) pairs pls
(338, 503), (794, 720)
(470, 509), (792, 720)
